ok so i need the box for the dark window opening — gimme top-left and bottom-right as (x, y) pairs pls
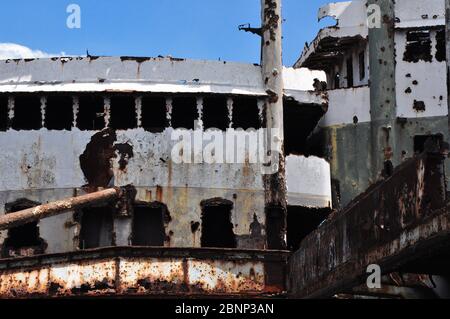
(346, 57), (354, 87)
(284, 99), (326, 155)
(45, 95), (73, 130)
(265, 205), (286, 250)
(359, 51), (366, 81)
(232, 97), (261, 130)
(141, 96), (167, 133)
(0, 95), (8, 131)
(1, 199), (46, 258)
(414, 134), (443, 154)
(200, 198), (236, 248)
(132, 203), (166, 246)
(287, 206), (330, 251)
(109, 96), (137, 130)
(171, 96), (198, 130)
(302, 130), (327, 158)
(404, 30), (432, 63)
(12, 95), (42, 130)
(334, 73), (340, 89)
(382, 160), (394, 178)
(77, 95), (105, 130)
(203, 96), (229, 130)
(436, 29), (446, 62)
(78, 207), (114, 249)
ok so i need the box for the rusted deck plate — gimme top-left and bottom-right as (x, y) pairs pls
(288, 153), (449, 298)
(0, 247), (289, 298)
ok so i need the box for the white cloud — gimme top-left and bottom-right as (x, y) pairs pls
(0, 43), (65, 60)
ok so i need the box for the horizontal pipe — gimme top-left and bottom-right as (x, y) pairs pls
(0, 188), (121, 231)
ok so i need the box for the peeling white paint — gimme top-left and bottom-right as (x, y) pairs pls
(395, 0), (445, 29)
(296, 0), (368, 68)
(0, 57), (324, 105)
(320, 86), (370, 127)
(286, 155), (332, 208)
(395, 30), (448, 118)
(283, 67), (326, 91)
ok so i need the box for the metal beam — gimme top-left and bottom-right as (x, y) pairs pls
(0, 188), (122, 231)
(288, 152), (448, 298)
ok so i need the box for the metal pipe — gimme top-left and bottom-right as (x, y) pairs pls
(0, 188), (121, 231)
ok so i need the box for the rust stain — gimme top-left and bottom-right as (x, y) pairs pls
(156, 186), (163, 203)
(79, 129), (117, 188)
(79, 129), (134, 188)
(289, 152), (447, 298)
(0, 247), (289, 298)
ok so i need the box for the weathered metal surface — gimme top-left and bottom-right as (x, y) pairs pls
(288, 152), (448, 298)
(0, 188), (120, 231)
(294, 0), (368, 70)
(0, 57), (267, 96)
(261, 0), (288, 250)
(0, 247), (289, 298)
(395, 0), (445, 29)
(395, 28), (447, 119)
(285, 155), (332, 208)
(0, 56), (322, 105)
(320, 86), (370, 126)
(297, 0), (449, 209)
(368, 0), (398, 182)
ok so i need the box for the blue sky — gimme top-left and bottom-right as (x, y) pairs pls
(0, 0), (334, 66)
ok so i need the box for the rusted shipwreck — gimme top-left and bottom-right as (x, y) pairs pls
(0, 55), (331, 298)
(1, 0), (450, 299)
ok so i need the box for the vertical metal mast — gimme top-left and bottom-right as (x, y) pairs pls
(261, 0), (287, 249)
(367, 0), (397, 181)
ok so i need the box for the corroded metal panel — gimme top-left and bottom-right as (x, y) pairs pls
(0, 247), (289, 298)
(288, 153), (448, 298)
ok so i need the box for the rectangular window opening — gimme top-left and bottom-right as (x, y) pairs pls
(359, 51), (366, 81)
(109, 96), (137, 130)
(287, 206), (330, 251)
(404, 30), (432, 63)
(414, 134), (443, 154)
(202, 96), (229, 130)
(77, 95), (105, 131)
(284, 100), (326, 156)
(45, 95), (73, 130)
(12, 95), (42, 130)
(141, 96), (167, 133)
(201, 199), (236, 248)
(265, 206), (286, 249)
(2, 199), (45, 258)
(0, 95), (8, 131)
(171, 96), (198, 130)
(436, 29), (446, 62)
(231, 97), (261, 130)
(78, 207), (114, 249)
(132, 203), (166, 246)
(346, 57), (354, 87)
